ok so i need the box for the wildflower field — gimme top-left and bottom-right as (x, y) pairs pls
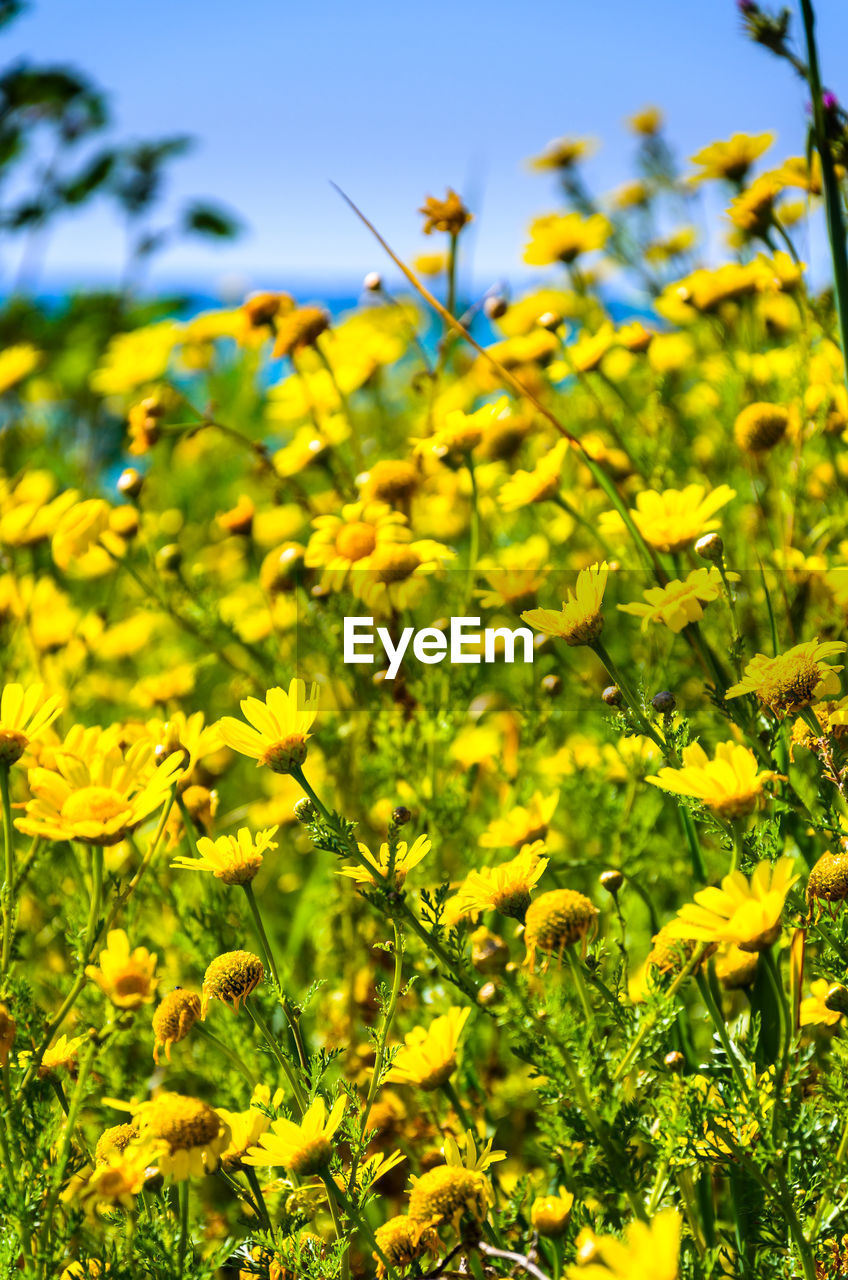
(7, 3), (848, 1278)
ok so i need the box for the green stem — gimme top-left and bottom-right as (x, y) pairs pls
(566, 946), (594, 1024)
(178, 1179), (190, 1276)
(0, 764), (15, 976)
(38, 1036), (97, 1258)
(695, 971), (747, 1095)
(244, 1002), (306, 1114)
(242, 881), (308, 1072)
(347, 923), (403, 1196)
(800, 0), (848, 392)
(193, 1022), (257, 1084)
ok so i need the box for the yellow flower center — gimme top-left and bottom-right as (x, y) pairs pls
(335, 521), (377, 562)
(289, 1135), (332, 1175)
(524, 889), (598, 963)
(408, 1165), (486, 1225)
(62, 786), (129, 826)
(369, 544), (421, 583)
(141, 1095), (221, 1152)
(758, 656), (825, 713)
(114, 968), (154, 1001)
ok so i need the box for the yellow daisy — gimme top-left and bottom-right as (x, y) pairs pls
(339, 833), (430, 889)
(646, 741), (776, 818)
(726, 640), (846, 715)
(0, 681), (62, 766)
(244, 1095), (346, 1175)
(522, 562), (608, 646)
(85, 930), (158, 1010)
(305, 501), (408, 592)
(216, 679), (320, 774)
(665, 858), (799, 952)
(18, 742), (182, 846)
(171, 826), (278, 885)
(603, 485), (735, 554)
(386, 1007), (470, 1090)
(453, 841), (548, 921)
(618, 568), (730, 633)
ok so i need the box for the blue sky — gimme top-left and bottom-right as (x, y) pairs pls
(8, 1), (848, 294)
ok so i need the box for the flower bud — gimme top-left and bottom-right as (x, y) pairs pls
(664, 1050), (685, 1073)
(825, 984), (848, 1014)
(117, 467), (144, 499)
(651, 690), (676, 714)
(538, 311), (562, 332)
(599, 869), (623, 896)
(294, 797), (319, 825)
(695, 532), (724, 563)
(155, 544), (182, 574)
(363, 271), (382, 292)
(541, 674), (561, 696)
(392, 806), (412, 827)
(483, 295), (508, 320)
(602, 685), (622, 707)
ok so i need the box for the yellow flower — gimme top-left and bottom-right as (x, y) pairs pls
(52, 498), (120, 577)
(352, 536), (455, 614)
(172, 826), (278, 885)
(0, 682), (62, 766)
(374, 1215), (438, 1277)
(800, 978), (844, 1029)
(37, 1032), (87, 1078)
(522, 562), (608, 646)
(529, 136), (597, 170)
(339, 833), (430, 888)
(524, 888), (599, 967)
(244, 1095), (346, 1175)
(498, 440), (568, 512)
(619, 567), (729, 633)
(0, 343), (39, 394)
(217, 680), (320, 774)
(133, 1092), (231, 1180)
(569, 1210), (681, 1280)
(151, 989), (201, 1063)
(359, 458), (421, 507)
(74, 1143), (158, 1216)
(305, 501), (408, 592)
(218, 1084), (284, 1164)
(726, 640), (846, 715)
(628, 106), (663, 136)
(419, 189), (472, 236)
(272, 305), (330, 358)
(453, 842), (548, 921)
(666, 857), (799, 952)
(18, 741), (182, 845)
(646, 741), (776, 818)
(690, 132), (774, 184)
(408, 1163), (492, 1230)
(90, 321), (180, 395)
(200, 950), (264, 1018)
(603, 484), (735, 554)
(85, 930), (158, 1009)
(531, 1186), (574, 1237)
(479, 789), (559, 848)
(415, 398), (512, 463)
(727, 175), (781, 237)
(443, 1129), (506, 1173)
(386, 1007), (470, 1090)
(734, 401), (789, 452)
(524, 212), (611, 266)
